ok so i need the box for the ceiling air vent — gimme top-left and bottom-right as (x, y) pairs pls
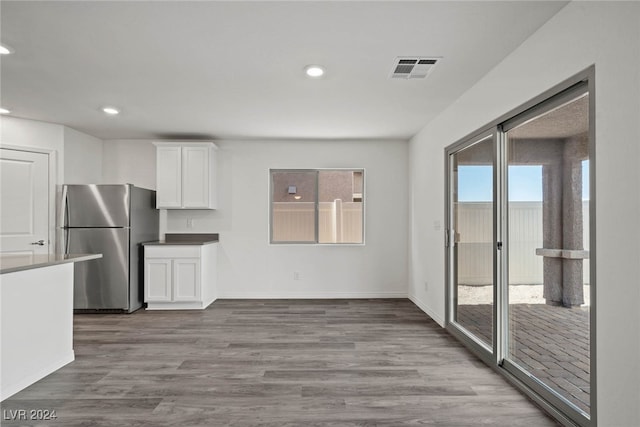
(390, 57), (439, 79)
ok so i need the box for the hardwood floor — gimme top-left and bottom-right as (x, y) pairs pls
(2, 299), (559, 426)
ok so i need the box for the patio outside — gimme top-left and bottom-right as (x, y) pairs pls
(456, 284), (590, 414)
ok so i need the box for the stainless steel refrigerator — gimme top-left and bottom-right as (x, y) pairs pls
(59, 184), (159, 313)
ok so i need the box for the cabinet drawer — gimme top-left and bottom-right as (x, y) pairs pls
(145, 245), (201, 258)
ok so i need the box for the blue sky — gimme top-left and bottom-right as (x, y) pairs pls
(458, 161), (589, 202)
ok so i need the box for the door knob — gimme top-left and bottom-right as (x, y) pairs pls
(30, 240), (45, 246)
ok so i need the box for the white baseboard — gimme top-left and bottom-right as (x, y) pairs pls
(408, 293), (445, 327)
(1, 351), (74, 402)
(216, 291), (407, 299)
(147, 301), (211, 310)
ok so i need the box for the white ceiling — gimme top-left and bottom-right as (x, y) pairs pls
(0, 1), (568, 141)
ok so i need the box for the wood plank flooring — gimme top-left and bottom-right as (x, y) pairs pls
(1, 299), (560, 426)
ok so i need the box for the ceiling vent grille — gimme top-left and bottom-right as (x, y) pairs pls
(390, 57), (439, 79)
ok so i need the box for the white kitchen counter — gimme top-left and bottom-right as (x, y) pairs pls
(0, 253), (101, 401)
(0, 253), (101, 274)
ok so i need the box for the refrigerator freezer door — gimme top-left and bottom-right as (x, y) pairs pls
(64, 184), (131, 227)
(68, 228), (130, 310)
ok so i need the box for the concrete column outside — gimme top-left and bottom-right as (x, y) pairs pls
(542, 161), (564, 305)
(561, 136), (588, 307)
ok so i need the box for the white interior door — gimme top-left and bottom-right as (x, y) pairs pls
(0, 149), (50, 254)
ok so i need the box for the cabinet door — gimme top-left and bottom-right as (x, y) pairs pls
(173, 258), (201, 301)
(145, 258), (172, 302)
(182, 146), (210, 208)
(156, 146), (182, 208)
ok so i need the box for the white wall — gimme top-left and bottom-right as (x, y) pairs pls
(63, 127), (103, 184)
(408, 2), (640, 425)
(103, 138), (409, 298)
(102, 139), (156, 188)
(0, 116), (105, 185)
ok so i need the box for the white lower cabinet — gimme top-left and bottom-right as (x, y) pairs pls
(173, 258), (201, 301)
(146, 258), (172, 302)
(144, 243), (217, 310)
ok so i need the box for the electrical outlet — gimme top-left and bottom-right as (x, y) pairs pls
(187, 218), (194, 228)
(293, 271), (301, 280)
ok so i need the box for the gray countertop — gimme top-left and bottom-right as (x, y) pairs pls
(142, 233), (219, 246)
(0, 253), (103, 275)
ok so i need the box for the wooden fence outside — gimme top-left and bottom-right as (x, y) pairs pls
(272, 201), (363, 243)
(456, 201), (590, 285)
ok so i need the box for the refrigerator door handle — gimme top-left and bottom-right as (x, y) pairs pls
(64, 228), (70, 255)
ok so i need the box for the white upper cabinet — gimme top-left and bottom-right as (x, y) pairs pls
(156, 146), (183, 208)
(154, 142), (218, 209)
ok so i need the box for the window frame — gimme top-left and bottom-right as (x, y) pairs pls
(269, 168), (366, 245)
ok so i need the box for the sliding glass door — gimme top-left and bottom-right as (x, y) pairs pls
(449, 133), (495, 352)
(446, 79), (593, 426)
(503, 90), (592, 418)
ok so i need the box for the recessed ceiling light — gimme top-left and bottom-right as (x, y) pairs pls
(0, 44), (13, 55)
(102, 107), (120, 115)
(0, 107), (10, 114)
(304, 65), (325, 78)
